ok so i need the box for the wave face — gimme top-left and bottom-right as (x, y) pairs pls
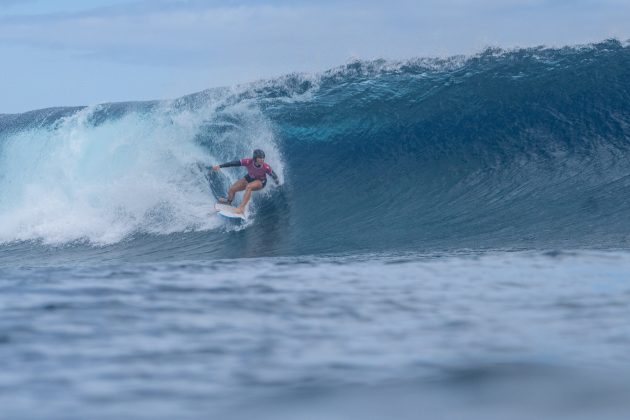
(2, 40), (630, 261)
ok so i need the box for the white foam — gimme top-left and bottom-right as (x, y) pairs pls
(0, 95), (283, 245)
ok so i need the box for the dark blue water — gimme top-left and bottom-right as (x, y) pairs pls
(2, 40), (630, 419)
(2, 251), (630, 420)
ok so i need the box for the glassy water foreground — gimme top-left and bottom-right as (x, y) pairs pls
(1, 250), (629, 420)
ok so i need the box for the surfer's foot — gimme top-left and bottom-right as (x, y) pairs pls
(234, 207), (244, 214)
(218, 197), (232, 204)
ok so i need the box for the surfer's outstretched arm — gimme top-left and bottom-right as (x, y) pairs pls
(212, 160), (241, 171)
(268, 169), (280, 185)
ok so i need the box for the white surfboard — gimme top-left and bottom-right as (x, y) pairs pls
(214, 203), (246, 221)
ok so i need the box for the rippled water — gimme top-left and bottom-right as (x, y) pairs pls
(2, 250), (629, 419)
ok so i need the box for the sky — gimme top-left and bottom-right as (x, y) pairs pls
(1, 0), (629, 113)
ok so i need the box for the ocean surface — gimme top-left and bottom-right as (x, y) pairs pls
(2, 40), (630, 419)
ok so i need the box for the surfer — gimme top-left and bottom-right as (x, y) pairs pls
(212, 149), (280, 214)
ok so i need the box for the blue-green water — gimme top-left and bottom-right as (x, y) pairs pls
(2, 40), (630, 419)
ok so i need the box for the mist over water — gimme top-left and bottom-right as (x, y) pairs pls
(2, 40), (630, 419)
(0, 94), (284, 247)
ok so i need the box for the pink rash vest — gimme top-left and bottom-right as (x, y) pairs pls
(240, 158), (274, 181)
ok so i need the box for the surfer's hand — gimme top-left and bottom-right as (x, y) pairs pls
(212, 165), (220, 171)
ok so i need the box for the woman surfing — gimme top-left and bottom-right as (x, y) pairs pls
(212, 149), (280, 214)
